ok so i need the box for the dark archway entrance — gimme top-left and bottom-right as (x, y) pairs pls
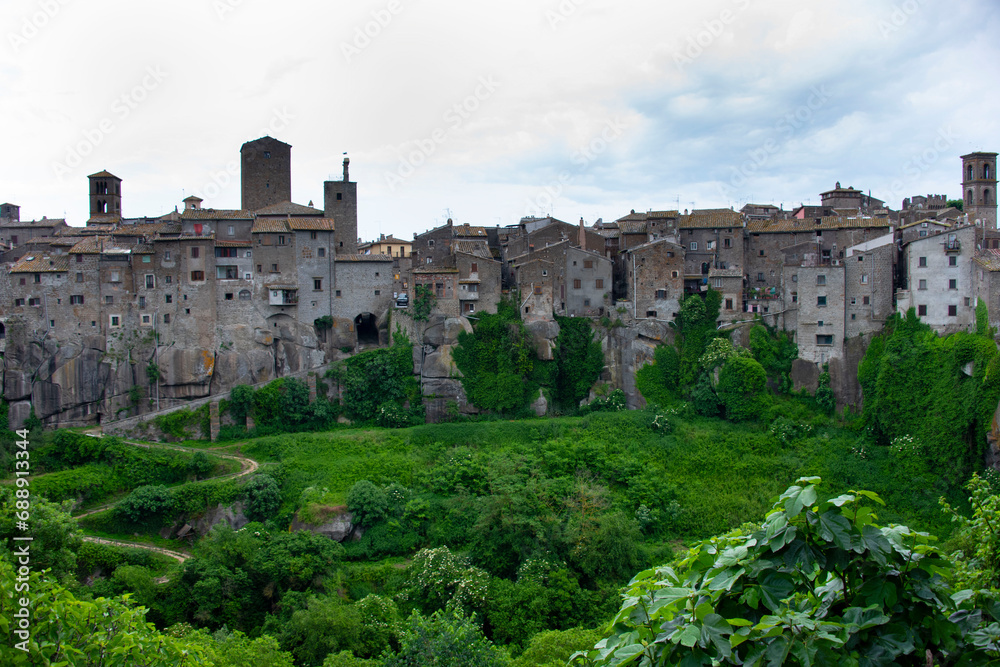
(355, 313), (379, 345)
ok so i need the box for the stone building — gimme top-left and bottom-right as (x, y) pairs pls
(974, 250), (1000, 331)
(359, 234), (411, 258)
(896, 223), (977, 333)
(843, 235), (895, 339)
(962, 152), (998, 229)
(508, 240), (612, 319)
(678, 208), (743, 296)
(622, 238), (685, 320)
(794, 261), (846, 365)
(241, 137), (292, 213)
(325, 157), (358, 255)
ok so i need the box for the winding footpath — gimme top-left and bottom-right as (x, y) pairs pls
(73, 434), (259, 563)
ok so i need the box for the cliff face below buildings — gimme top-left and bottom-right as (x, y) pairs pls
(1, 313), (857, 429)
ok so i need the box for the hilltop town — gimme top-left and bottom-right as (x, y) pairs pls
(0, 137), (996, 428)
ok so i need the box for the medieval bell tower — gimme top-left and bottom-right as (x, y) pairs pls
(962, 152), (998, 228)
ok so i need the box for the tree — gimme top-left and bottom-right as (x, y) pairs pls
(116, 484), (173, 525)
(453, 309), (537, 415)
(382, 610), (511, 667)
(553, 317), (604, 411)
(947, 198), (965, 212)
(347, 480), (390, 529)
(716, 355), (771, 421)
(0, 561), (210, 666)
(0, 486), (81, 581)
(244, 474), (281, 522)
(574, 477), (1000, 666)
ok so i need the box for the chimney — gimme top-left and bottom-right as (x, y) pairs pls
(343, 157), (350, 182)
(579, 218), (586, 251)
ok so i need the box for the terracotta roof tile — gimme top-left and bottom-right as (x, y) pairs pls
(974, 250), (1000, 272)
(619, 220), (649, 235)
(251, 219), (291, 234)
(453, 224), (487, 237)
(678, 209), (743, 229)
(287, 218), (335, 232)
(336, 254), (393, 262)
(746, 216), (892, 233)
(215, 240), (253, 247)
(452, 240), (492, 259)
(179, 209), (253, 221)
(255, 201), (324, 216)
(10, 255), (70, 273)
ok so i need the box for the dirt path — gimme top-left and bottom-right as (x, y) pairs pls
(81, 536), (190, 562)
(69, 434), (259, 565)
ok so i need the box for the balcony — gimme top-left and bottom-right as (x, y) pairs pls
(268, 288), (298, 306)
(945, 239), (961, 253)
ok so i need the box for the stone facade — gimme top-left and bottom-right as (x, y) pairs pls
(896, 224), (977, 333)
(622, 238), (684, 320)
(241, 137), (292, 213)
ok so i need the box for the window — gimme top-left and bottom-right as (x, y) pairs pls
(724, 238), (731, 248)
(145, 274), (155, 289)
(191, 270), (205, 281)
(646, 310), (657, 318)
(759, 250), (764, 256)
(271, 264), (279, 272)
(583, 298), (591, 307)
(757, 273), (765, 281)
(165, 251), (171, 260)
(817, 296), (827, 307)
(918, 279), (927, 290)
(76, 272), (83, 283)
(76, 254), (83, 263)
(163, 314), (170, 324)
(573, 279), (581, 289)
(863, 296), (870, 305)
(239, 290), (251, 300)
(949, 279), (958, 289)
(17, 277), (24, 285)
(185, 308), (191, 315)
(335, 290), (342, 297)
(791, 292), (798, 303)
(792, 274), (798, 283)
(228, 225), (235, 236)
(375, 290), (381, 296)
(707, 240), (716, 250)
(110, 270), (120, 282)
(966, 297), (972, 307)
(165, 295), (172, 303)
(138, 296), (146, 309)
(584, 260), (593, 269)
(336, 193), (342, 200)
(27, 297), (39, 306)
(142, 256), (151, 263)
(672, 270), (679, 278)
(165, 275), (172, 285)
(70, 295), (84, 305)
(314, 278), (323, 291)
(216, 266), (238, 280)
(191, 247), (200, 258)
(225, 293), (233, 301)
(471, 262), (478, 273)
(918, 256), (926, 267)
(215, 247), (238, 258)
(104, 295), (113, 305)
(861, 274), (868, 284)
(110, 315), (121, 328)
(858, 256), (864, 262)
(949, 305), (958, 317)
(850, 297), (857, 305)
(318, 247), (325, 258)
(656, 289), (667, 299)
(919, 231), (927, 237)
(466, 283), (478, 292)
(712, 278), (723, 288)
(542, 270), (548, 277)
(257, 265), (262, 273)
(949, 256), (958, 267)
(818, 321), (824, 327)
(14, 298), (24, 307)
(690, 242), (698, 251)
(33, 273), (40, 284)
(817, 275), (826, 285)
(595, 278), (604, 289)
(725, 298), (733, 310)
(141, 314), (152, 325)
(278, 235), (286, 246)
(816, 335), (834, 346)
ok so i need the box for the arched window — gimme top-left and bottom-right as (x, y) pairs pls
(969, 165), (974, 181)
(238, 289), (251, 300)
(986, 189), (993, 206)
(987, 164), (993, 180)
(0, 323), (5, 339)
(967, 189), (973, 205)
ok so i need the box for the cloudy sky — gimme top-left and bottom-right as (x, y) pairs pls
(2, 0), (999, 241)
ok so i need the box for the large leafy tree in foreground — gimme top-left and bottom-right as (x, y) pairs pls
(575, 477), (1000, 666)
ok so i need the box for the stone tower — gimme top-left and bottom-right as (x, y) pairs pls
(88, 171), (122, 220)
(962, 151), (998, 228)
(0, 203), (19, 222)
(324, 157), (358, 255)
(241, 136), (292, 212)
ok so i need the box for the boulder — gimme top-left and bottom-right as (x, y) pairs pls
(443, 317), (473, 344)
(531, 389), (548, 417)
(292, 509), (357, 542)
(791, 359), (820, 394)
(637, 320), (669, 342)
(422, 345), (459, 379)
(193, 502), (249, 537)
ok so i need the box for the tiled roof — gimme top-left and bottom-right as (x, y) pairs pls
(595, 229), (620, 238)
(86, 216), (121, 226)
(336, 254), (393, 262)
(68, 237), (103, 254)
(413, 266), (460, 274)
(679, 209), (743, 229)
(898, 218), (950, 230)
(119, 222), (166, 235)
(453, 240), (492, 259)
(619, 220), (648, 235)
(709, 268), (743, 278)
(179, 209), (253, 220)
(215, 240), (253, 247)
(264, 283), (299, 290)
(288, 218), (335, 232)
(616, 212), (647, 223)
(255, 201), (324, 216)
(0, 218), (66, 229)
(746, 216), (892, 233)
(649, 210), (680, 219)
(974, 250), (1000, 272)
(10, 255), (70, 273)
(133, 244), (155, 254)
(453, 224), (487, 237)
(251, 219), (291, 234)
(88, 170), (120, 179)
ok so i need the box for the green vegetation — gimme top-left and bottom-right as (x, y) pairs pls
(329, 331), (421, 426)
(552, 316), (605, 411)
(578, 477), (1000, 666)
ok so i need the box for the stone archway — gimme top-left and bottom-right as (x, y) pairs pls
(355, 313), (379, 346)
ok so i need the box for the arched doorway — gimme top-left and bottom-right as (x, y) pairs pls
(355, 313), (379, 346)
